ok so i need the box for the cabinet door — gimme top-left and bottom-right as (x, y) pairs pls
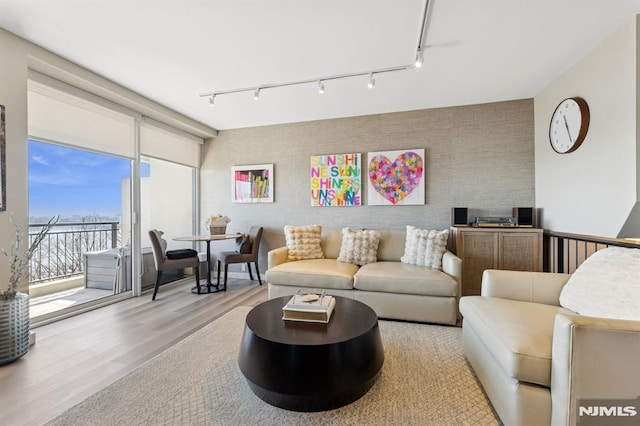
(459, 231), (499, 296)
(499, 232), (542, 272)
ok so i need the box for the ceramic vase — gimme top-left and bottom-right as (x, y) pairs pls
(0, 292), (30, 365)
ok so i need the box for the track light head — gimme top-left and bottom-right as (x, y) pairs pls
(254, 88), (261, 100)
(208, 94), (216, 106)
(414, 49), (424, 68)
(367, 73), (375, 89)
(318, 80), (325, 94)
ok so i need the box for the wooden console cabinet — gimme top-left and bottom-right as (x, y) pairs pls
(449, 227), (543, 296)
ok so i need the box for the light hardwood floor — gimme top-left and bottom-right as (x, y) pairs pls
(0, 278), (268, 426)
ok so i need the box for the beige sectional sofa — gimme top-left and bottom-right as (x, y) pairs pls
(460, 249), (640, 426)
(266, 228), (462, 325)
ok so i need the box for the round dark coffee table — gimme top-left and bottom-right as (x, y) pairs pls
(238, 295), (384, 412)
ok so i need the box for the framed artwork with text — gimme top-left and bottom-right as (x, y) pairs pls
(310, 153), (361, 207)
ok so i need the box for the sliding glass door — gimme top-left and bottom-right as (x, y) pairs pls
(26, 72), (203, 321)
(27, 140), (133, 319)
(136, 157), (197, 291)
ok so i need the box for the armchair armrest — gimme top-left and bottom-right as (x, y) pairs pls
(481, 269), (570, 306)
(267, 246), (289, 270)
(551, 313), (640, 426)
(442, 250), (462, 297)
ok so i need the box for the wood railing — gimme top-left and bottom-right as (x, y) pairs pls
(544, 230), (640, 274)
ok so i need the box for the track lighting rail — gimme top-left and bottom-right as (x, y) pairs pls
(200, 0), (431, 104)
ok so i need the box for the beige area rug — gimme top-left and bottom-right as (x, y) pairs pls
(48, 307), (501, 426)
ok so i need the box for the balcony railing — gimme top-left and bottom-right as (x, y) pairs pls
(28, 221), (120, 285)
(544, 230), (640, 274)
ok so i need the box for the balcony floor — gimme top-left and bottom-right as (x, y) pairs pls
(29, 270), (195, 319)
(30, 287), (113, 318)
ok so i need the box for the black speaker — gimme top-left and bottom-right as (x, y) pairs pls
(451, 207), (468, 227)
(513, 207), (535, 227)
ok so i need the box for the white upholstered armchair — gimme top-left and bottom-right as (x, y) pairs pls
(460, 247), (640, 425)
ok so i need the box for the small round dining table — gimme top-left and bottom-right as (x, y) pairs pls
(173, 233), (240, 294)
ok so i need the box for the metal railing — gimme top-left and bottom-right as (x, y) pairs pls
(544, 230), (640, 274)
(28, 221), (120, 285)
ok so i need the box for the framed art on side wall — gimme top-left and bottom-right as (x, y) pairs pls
(232, 164), (274, 203)
(0, 105), (5, 211)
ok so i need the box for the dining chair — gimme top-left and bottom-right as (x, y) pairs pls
(216, 226), (263, 290)
(148, 229), (200, 300)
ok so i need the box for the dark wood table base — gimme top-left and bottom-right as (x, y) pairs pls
(238, 296), (384, 412)
(243, 368), (382, 412)
(190, 282), (224, 294)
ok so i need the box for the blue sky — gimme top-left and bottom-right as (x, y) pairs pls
(28, 141), (139, 218)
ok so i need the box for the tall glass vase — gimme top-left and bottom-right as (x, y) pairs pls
(0, 292), (30, 365)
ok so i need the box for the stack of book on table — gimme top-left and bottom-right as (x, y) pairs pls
(282, 290), (336, 323)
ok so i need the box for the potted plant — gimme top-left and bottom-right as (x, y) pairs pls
(1, 215), (58, 365)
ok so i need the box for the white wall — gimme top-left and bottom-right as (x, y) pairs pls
(0, 30), (29, 293)
(535, 17), (638, 237)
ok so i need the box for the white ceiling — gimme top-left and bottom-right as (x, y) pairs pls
(1, 0), (640, 131)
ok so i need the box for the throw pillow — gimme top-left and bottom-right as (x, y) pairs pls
(559, 247), (640, 320)
(337, 227), (381, 266)
(401, 225), (430, 264)
(401, 225), (449, 270)
(284, 224), (324, 261)
(235, 234), (252, 254)
(422, 229), (449, 270)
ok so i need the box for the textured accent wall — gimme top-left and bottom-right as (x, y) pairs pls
(201, 99), (534, 261)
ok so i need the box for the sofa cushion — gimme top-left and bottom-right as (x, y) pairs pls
(354, 261), (458, 297)
(337, 227), (381, 266)
(320, 229), (344, 259)
(284, 224), (324, 261)
(559, 247), (640, 321)
(375, 229), (407, 261)
(460, 296), (574, 387)
(265, 259), (358, 290)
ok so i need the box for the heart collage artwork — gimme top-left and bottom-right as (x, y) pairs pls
(308, 149), (425, 207)
(367, 149), (425, 205)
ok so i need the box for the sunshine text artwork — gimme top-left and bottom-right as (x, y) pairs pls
(310, 153), (361, 207)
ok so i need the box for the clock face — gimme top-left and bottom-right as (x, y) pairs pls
(549, 97), (590, 154)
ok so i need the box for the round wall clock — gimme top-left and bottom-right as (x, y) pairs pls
(548, 97), (590, 154)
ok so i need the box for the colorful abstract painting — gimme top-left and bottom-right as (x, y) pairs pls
(310, 153), (361, 207)
(231, 164), (274, 203)
(367, 149), (425, 206)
